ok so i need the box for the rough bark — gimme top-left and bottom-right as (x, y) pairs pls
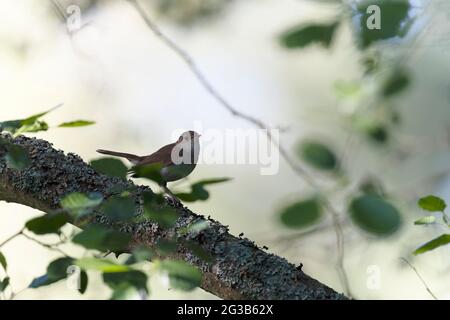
(0, 134), (347, 300)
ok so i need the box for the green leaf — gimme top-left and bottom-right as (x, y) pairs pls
(72, 225), (131, 252)
(90, 158), (128, 179)
(298, 141), (338, 171)
(0, 277), (10, 292)
(109, 283), (139, 300)
(349, 194), (401, 236)
(382, 70), (410, 97)
(179, 220), (210, 235)
(15, 121), (49, 135)
(101, 196), (136, 222)
(159, 260), (202, 291)
(5, 144), (30, 169)
(418, 195), (446, 212)
(47, 257), (75, 281)
(0, 105), (61, 135)
(60, 192), (103, 218)
(142, 193), (179, 228)
(175, 178), (232, 202)
(25, 213), (68, 235)
(334, 80), (361, 99)
(29, 275), (54, 288)
(75, 258), (130, 273)
(185, 241), (214, 263)
(79, 271), (88, 294)
(0, 251), (7, 271)
(58, 120), (95, 128)
(414, 216), (436, 225)
(280, 22), (339, 49)
(0, 120), (22, 133)
(366, 125), (389, 143)
(131, 163), (165, 184)
(359, 178), (385, 197)
(357, 0), (411, 48)
(414, 234), (450, 255)
(279, 198), (322, 229)
(155, 239), (178, 256)
(103, 270), (148, 297)
(125, 246), (154, 265)
(22, 106), (61, 126)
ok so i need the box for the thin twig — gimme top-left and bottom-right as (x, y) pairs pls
(128, 0), (352, 296)
(400, 257), (438, 300)
(0, 228), (24, 248)
(21, 232), (71, 258)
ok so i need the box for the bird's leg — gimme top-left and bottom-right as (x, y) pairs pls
(160, 183), (182, 206)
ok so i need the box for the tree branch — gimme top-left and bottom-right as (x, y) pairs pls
(0, 134), (346, 300)
(127, 0), (352, 297)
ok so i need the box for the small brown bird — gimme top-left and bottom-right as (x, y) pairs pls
(97, 131), (201, 198)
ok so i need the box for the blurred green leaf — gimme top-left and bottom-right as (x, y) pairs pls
(0, 105), (61, 135)
(357, 0), (411, 48)
(298, 141), (338, 171)
(280, 22), (339, 49)
(131, 163), (164, 184)
(359, 178), (385, 197)
(418, 195), (446, 212)
(382, 70), (410, 97)
(414, 234), (450, 255)
(25, 213), (68, 235)
(101, 196), (136, 222)
(279, 198), (322, 229)
(143, 193), (179, 228)
(103, 270), (148, 297)
(366, 125), (389, 143)
(125, 246), (154, 265)
(0, 251), (6, 271)
(334, 80), (361, 98)
(155, 239), (178, 256)
(159, 260), (202, 291)
(16, 121), (49, 135)
(414, 216), (436, 225)
(72, 225), (131, 252)
(0, 120), (22, 133)
(4, 144), (30, 170)
(349, 194), (401, 236)
(78, 271), (88, 294)
(90, 158), (128, 179)
(29, 275), (53, 288)
(147, 206), (179, 228)
(60, 192), (103, 218)
(0, 277), (10, 292)
(175, 178), (231, 202)
(109, 283), (138, 300)
(47, 257), (75, 281)
(58, 120), (95, 128)
(179, 220), (210, 235)
(76, 258), (129, 273)
(185, 241), (214, 263)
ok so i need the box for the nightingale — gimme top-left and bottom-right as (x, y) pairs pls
(97, 131), (201, 198)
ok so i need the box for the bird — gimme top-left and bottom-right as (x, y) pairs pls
(97, 131), (201, 200)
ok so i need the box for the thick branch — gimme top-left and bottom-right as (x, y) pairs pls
(0, 134), (346, 300)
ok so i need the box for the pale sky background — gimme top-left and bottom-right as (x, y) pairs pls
(1, 0), (450, 299)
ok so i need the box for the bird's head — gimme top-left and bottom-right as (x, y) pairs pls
(177, 131), (201, 143)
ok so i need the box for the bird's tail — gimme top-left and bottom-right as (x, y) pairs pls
(96, 149), (143, 164)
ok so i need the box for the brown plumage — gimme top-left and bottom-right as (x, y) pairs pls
(96, 131), (201, 185)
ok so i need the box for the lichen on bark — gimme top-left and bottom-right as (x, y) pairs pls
(0, 133), (347, 300)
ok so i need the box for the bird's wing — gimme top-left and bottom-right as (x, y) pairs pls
(136, 143), (177, 167)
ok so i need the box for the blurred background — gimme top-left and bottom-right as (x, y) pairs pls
(1, 0), (450, 299)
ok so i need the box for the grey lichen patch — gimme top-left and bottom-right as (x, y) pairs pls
(0, 133), (347, 300)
